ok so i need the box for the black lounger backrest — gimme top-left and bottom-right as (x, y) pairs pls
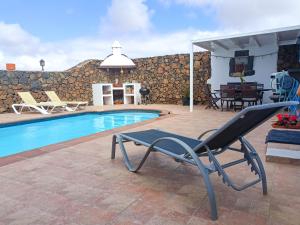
(195, 101), (298, 153)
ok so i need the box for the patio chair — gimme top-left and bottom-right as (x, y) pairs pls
(241, 84), (259, 108)
(111, 101), (298, 220)
(45, 91), (88, 111)
(220, 84), (235, 111)
(205, 84), (220, 110)
(257, 83), (264, 104)
(12, 92), (68, 114)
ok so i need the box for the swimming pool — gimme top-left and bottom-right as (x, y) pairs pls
(0, 110), (160, 157)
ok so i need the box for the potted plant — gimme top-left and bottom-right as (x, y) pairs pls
(272, 113), (299, 129)
(182, 88), (190, 106)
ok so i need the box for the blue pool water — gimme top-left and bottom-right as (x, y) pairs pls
(0, 111), (159, 157)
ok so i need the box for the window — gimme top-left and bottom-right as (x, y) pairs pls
(229, 50), (255, 77)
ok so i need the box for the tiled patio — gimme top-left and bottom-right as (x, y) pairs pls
(0, 105), (299, 225)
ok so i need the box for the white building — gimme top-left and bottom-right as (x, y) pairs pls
(189, 25), (300, 111)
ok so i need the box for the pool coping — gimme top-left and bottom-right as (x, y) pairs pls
(0, 108), (173, 167)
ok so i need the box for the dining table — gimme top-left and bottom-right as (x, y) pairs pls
(214, 87), (273, 111)
(214, 88), (273, 92)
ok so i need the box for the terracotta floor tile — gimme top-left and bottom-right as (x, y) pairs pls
(3, 207), (53, 225)
(0, 105), (299, 224)
(145, 215), (187, 225)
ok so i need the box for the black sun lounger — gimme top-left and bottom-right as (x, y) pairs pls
(111, 101), (298, 220)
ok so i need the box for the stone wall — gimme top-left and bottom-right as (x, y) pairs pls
(0, 52), (210, 113)
(277, 44), (300, 71)
(0, 71), (67, 113)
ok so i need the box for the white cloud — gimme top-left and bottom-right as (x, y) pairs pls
(0, 51), (4, 63)
(215, 0), (300, 31)
(0, 22), (218, 71)
(122, 29), (221, 56)
(1, 0), (300, 71)
(0, 22), (40, 55)
(0, 22), (81, 71)
(159, 0), (300, 31)
(100, 0), (153, 34)
(159, 0), (219, 8)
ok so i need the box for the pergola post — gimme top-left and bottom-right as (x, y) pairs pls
(189, 42), (194, 112)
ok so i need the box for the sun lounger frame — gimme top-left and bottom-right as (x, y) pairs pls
(12, 92), (68, 114)
(45, 91), (88, 111)
(111, 101), (297, 220)
(12, 103), (49, 114)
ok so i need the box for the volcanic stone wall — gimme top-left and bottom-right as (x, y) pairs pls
(0, 52), (211, 113)
(277, 44), (300, 71)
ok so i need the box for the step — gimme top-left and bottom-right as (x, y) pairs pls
(266, 142), (300, 165)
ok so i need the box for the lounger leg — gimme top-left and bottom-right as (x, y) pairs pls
(241, 137), (267, 195)
(50, 106), (55, 113)
(192, 153), (218, 220)
(74, 104), (79, 111)
(111, 135), (117, 159)
(150, 137), (218, 220)
(65, 106), (74, 112)
(256, 153), (267, 195)
(12, 105), (21, 114)
(203, 173), (217, 220)
(113, 135), (218, 220)
(249, 148), (267, 195)
(115, 135), (152, 172)
(20, 105), (25, 113)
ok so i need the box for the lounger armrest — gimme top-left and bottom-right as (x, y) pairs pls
(198, 129), (218, 140)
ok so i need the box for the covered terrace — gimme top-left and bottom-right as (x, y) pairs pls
(189, 25), (300, 111)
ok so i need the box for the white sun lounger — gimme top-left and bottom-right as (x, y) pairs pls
(45, 91), (88, 111)
(12, 92), (68, 115)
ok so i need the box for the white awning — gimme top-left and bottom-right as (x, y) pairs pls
(193, 25), (300, 51)
(189, 25), (300, 112)
(100, 41), (135, 68)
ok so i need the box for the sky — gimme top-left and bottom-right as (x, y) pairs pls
(0, 0), (300, 71)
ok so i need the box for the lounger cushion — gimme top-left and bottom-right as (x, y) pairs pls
(266, 129), (300, 145)
(120, 129), (202, 155)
